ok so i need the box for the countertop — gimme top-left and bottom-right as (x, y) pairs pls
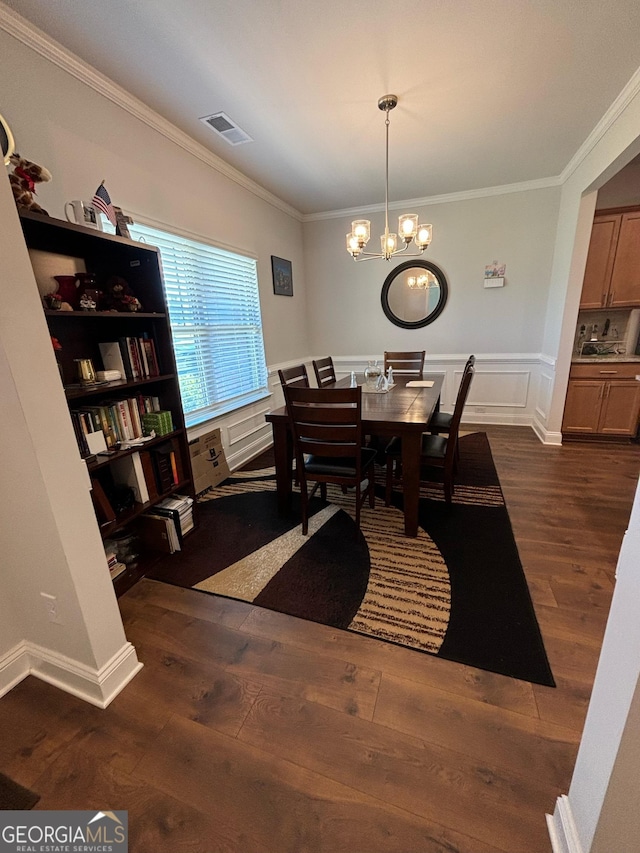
(572, 355), (640, 363)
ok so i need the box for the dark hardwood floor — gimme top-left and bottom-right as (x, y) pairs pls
(1, 426), (638, 852)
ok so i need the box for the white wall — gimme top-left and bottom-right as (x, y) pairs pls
(0, 27), (309, 368)
(548, 474), (640, 853)
(596, 157), (640, 209)
(303, 188), (560, 356)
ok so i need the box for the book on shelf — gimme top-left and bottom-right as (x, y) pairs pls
(98, 341), (126, 379)
(139, 511), (181, 552)
(101, 334), (159, 382)
(157, 494), (194, 537)
(110, 451), (150, 504)
(90, 477), (116, 525)
(140, 334), (160, 376)
(139, 449), (160, 501)
(136, 513), (176, 554)
(109, 562), (127, 580)
(150, 441), (180, 492)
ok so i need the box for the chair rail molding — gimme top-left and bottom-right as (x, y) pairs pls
(190, 353), (554, 474)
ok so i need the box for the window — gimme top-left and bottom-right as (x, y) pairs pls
(128, 222), (268, 427)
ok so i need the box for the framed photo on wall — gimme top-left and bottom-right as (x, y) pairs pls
(271, 256), (293, 296)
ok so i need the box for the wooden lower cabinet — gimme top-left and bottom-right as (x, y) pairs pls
(563, 364), (640, 437)
(599, 380), (640, 435)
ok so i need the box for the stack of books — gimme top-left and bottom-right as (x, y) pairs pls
(157, 494), (194, 537)
(71, 395), (166, 456)
(105, 547), (126, 580)
(99, 335), (160, 382)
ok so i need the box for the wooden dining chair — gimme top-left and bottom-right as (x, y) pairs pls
(428, 355), (475, 444)
(312, 356), (336, 388)
(278, 363), (310, 389)
(385, 365), (475, 506)
(383, 351), (426, 377)
(283, 385), (376, 535)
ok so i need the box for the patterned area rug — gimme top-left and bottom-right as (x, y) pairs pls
(0, 772), (40, 810)
(148, 432), (554, 686)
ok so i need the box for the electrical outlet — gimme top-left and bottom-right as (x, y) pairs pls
(41, 592), (63, 625)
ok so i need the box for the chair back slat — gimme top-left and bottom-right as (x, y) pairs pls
(283, 385), (376, 534)
(278, 364), (309, 388)
(312, 356), (336, 388)
(284, 386), (363, 457)
(384, 350), (425, 377)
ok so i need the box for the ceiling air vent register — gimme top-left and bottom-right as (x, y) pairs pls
(199, 112), (253, 145)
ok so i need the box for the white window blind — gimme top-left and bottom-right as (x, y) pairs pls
(128, 223), (268, 427)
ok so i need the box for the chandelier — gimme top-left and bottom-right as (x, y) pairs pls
(346, 95), (432, 262)
(407, 273), (433, 289)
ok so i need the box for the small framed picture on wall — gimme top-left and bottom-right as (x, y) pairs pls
(271, 256), (293, 296)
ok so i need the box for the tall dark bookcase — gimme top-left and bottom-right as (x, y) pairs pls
(20, 210), (197, 595)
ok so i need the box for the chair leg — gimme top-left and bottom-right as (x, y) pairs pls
(367, 465), (375, 508)
(385, 459), (394, 506)
(320, 482), (327, 501)
(299, 476), (309, 534)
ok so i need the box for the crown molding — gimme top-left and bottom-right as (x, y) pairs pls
(303, 176), (562, 222)
(0, 4), (302, 222)
(560, 65), (640, 184)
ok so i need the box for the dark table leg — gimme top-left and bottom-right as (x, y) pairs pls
(270, 420), (293, 513)
(401, 431), (421, 537)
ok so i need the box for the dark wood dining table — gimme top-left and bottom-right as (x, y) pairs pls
(265, 373), (444, 537)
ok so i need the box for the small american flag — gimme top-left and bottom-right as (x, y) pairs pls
(92, 182), (117, 226)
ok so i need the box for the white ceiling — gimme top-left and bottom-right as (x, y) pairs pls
(4, 0), (640, 215)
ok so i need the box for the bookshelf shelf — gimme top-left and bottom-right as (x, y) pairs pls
(21, 211), (197, 595)
(98, 476), (193, 537)
(64, 373), (176, 400)
(86, 429), (184, 472)
(45, 310), (167, 319)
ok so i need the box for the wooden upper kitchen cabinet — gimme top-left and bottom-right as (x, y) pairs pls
(580, 208), (640, 309)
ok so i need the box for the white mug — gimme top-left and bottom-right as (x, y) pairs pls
(64, 200), (102, 230)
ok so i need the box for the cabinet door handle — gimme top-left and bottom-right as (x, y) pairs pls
(608, 291), (615, 306)
(599, 370), (618, 375)
(604, 383), (611, 399)
(599, 384), (605, 399)
(601, 292), (607, 306)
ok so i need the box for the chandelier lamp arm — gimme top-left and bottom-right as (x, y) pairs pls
(346, 94), (433, 262)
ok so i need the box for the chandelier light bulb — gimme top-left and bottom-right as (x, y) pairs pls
(352, 220), (371, 246)
(346, 233), (361, 257)
(415, 224), (433, 249)
(381, 232), (398, 257)
(399, 214), (418, 242)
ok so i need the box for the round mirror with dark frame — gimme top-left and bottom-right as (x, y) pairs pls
(381, 259), (448, 329)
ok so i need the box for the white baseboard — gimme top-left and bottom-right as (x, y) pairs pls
(0, 641), (30, 698)
(547, 795), (585, 853)
(532, 418), (563, 445)
(0, 639), (142, 708)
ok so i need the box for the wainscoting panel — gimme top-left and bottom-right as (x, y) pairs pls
(188, 353), (547, 471)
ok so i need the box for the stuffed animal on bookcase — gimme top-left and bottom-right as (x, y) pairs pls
(8, 153), (52, 215)
(104, 275), (142, 312)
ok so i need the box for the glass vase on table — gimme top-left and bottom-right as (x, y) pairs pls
(364, 360), (382, 389)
